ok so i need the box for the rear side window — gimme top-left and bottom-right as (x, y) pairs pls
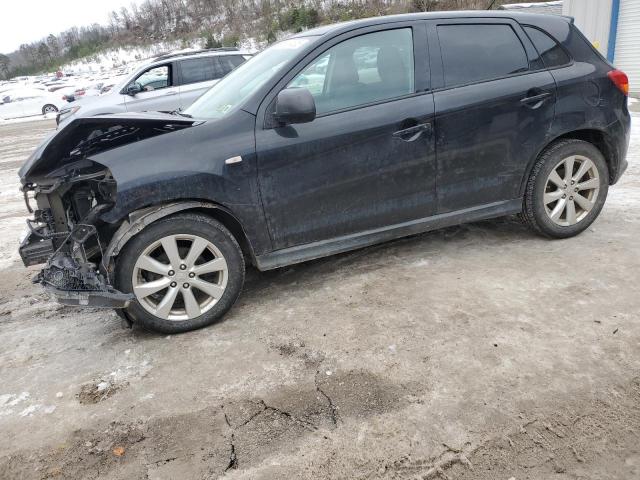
(212, 56), (246, 79)
(180, 58), (215, 84)
(437, 24), (529, 87)
(180, 56), (246, 85)
(523, 26), (571, 69)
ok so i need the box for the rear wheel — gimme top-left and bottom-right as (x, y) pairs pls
(42, 104), (58, 115)
(521, 139), (609, 238)
(115, 213), (245, 333)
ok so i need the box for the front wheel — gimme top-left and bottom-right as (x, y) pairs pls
(115, 213), (245, 333)
(521, 139), (609, 238)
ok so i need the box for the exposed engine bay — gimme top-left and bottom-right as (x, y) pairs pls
(19, 113), (196, 308)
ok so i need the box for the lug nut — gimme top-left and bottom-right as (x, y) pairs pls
(170, 281), (177, 288)
(562, 194), (567, 199)
(168, 270), (175, 276)
(188, 272), (195, 278)
(571, 180), (575, 185)
(569, 196), (573, 200)
(180, 264), (187, 270)
(183, 283), (190, 289)
(574, 188), (578, 192)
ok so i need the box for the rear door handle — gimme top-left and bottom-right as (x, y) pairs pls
(164, 90), (179, 96)
(393, 123), (432, 141)
(520, 92), (551, 107)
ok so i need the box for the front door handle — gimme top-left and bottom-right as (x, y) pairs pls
(164, 90), (179, 96)
(520, 91), (551, 108)
(393, 123), (432, 141)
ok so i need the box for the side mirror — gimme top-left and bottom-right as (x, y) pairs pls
(125, 82), (142, 96)
(274, 88), (316, 125)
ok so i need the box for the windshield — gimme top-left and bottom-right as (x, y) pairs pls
(185, 37), (316, 119)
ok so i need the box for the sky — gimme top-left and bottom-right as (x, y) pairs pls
(1, 0), (143, 54)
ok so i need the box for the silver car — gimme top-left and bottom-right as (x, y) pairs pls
(57, 48), (251, 124)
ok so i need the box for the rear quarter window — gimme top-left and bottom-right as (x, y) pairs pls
(523, 25), (571, 69)
(437, 24), (529, 88)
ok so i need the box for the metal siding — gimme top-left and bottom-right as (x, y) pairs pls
(563, 0), (613, 56)
(614, 0), (640, 95)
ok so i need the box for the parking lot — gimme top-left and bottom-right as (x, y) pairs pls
(1, 114), (639, 479)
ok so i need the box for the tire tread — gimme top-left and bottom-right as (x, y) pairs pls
(521, 138), (608, 238)
(115, 212), (245, 334)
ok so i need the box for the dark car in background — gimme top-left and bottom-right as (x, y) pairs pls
(18, 11), (630, 333)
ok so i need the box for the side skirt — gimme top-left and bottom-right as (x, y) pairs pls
(255, 198), (523, 271)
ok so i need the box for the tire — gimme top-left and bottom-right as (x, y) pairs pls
(521, 139), (609, 238)
(42, 104), (58, 115)
(115, 213), (245, 334)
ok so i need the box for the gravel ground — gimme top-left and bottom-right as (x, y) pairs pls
(0, 114), (639, 480)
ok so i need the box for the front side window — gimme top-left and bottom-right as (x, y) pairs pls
(135, 65), (171, 91)
(289, 53), (330, 96)
(288, 28), (415, 115)
(524, 26), (571, 69)
(185, 37), (316, 119)
(438, 24), (529, 88)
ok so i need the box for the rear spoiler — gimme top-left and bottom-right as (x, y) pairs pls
(562, 15), (575, 24)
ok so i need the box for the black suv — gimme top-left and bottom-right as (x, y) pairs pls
(18, 11), (630, 333)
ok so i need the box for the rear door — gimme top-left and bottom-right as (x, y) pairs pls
(177, 55), (246, 109)
(255, 24), (437, 249)
(429, 18), (556, 213)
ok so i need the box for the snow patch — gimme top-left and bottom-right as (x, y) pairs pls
(0, 113), (57, 125)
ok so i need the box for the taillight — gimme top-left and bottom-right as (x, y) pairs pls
(608, 69), (629, 95)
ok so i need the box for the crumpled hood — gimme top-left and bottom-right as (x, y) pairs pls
(19, 111), (198, 181)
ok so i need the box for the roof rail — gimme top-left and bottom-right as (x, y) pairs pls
(153, 47), (239, 61)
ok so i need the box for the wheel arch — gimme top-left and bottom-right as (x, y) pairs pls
(520, 127), (618, 196)
(102, 201), (257, 275)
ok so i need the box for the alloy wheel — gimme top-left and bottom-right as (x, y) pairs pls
(543, 155), (600, 227)
(132, 234), (228, 321)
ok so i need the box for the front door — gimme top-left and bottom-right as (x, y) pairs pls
(429, 19), (557, 213)
(256, 26), (436, 250)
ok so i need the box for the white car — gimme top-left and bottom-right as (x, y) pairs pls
(0, 87), (64, 120)
(57, 48), (251, 124)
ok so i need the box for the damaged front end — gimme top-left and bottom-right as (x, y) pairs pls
(20, 165), (134, 307)
(18, 113), (196, 308)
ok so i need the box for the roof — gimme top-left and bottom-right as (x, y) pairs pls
(292, 10), (570, 38)
(153, 48), (245, 62)
(499, 1), (563, 15)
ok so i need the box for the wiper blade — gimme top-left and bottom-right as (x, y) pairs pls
(169, 109), (193, 118)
